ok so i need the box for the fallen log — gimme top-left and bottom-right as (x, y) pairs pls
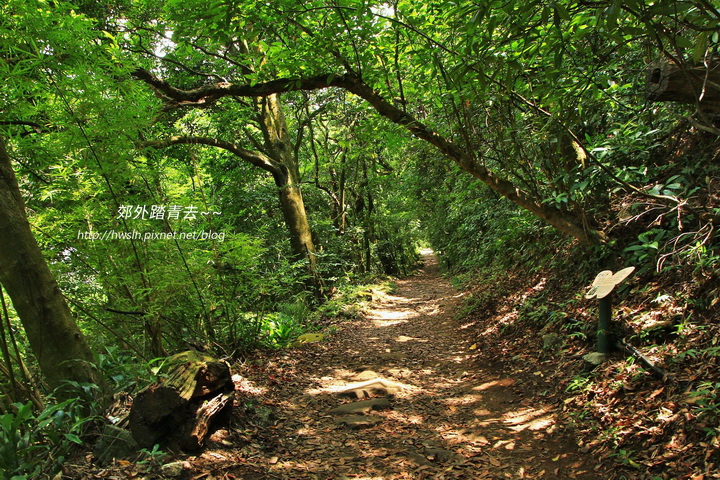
(182, 391), (234, 450)
(646, 60), (720, 111)
(129, 350), (234, 450)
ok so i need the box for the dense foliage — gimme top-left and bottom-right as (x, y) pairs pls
(1, 0), (720, 477)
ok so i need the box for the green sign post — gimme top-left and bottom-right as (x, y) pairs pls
(585, 267), (635, 354)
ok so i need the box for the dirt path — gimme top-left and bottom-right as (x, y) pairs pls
(197, 250), (606, 479)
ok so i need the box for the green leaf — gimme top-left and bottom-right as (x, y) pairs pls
(64, 433), (83, 445)
(694, 31), (711, 63)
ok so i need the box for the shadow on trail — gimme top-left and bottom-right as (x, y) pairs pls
(200, 250), (605, 479)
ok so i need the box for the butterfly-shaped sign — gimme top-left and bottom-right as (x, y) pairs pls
(585, 267), (635, 299)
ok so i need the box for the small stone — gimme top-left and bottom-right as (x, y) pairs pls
(160, 461), (185, 477)
(329, 397), (392, 415)
(291, 333), (325, 347)
(407, 451), (433, 466)
(583, 352), (607, 365)
(352, 370), (379, 381)
(542, 333), (561, 348)
(336, 378), (405, 399)
(423, 447), (455, 463)
(335, 415), (383, 429)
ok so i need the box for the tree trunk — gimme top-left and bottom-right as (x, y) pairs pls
(646, 60), (720, 110)
(257, 95), (324, 294)
(0, 137), (101, 394)
(274, 168), (321, 278)
(144, 315), (166, 358)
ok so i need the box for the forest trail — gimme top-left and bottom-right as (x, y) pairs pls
(197, 250), (608, 479)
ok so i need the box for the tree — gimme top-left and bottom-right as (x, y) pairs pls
(127, 16), (326, 293)
(136, 87), (324, 294)
(118, 0), (610, 244)
(301, 91), (418, 275)
(0, 0), (121, 394)
(151, 0), (713, 248)
(0, 137), (100, 393)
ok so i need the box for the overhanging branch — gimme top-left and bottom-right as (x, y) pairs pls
(132, 68), (356, 106)
(133, 68), (605, 243)
(0, 120), (51, 137)
(138, 135), (280, 175)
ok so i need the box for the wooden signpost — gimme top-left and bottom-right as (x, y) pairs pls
(585, 267), (635, 354)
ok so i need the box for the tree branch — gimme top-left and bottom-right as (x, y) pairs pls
(132, 68), (354, 106)
(138, 136), (280, 175)
(0, 120), (50, 136)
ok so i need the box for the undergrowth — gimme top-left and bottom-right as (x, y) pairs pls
(450, 232), (720, 478)
(0, 391), (98, 479)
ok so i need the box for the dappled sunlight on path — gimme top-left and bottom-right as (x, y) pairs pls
(189, 250), (608, 479)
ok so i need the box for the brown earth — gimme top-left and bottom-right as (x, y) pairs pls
(184, 250), (616, 479)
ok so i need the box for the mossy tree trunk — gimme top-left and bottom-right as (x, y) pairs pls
(129, 350), (234, 450)
(258, 94), (323, 293)
(0, 137), (101, 394)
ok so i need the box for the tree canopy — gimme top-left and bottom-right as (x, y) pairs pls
(1, 0), (720, 476)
